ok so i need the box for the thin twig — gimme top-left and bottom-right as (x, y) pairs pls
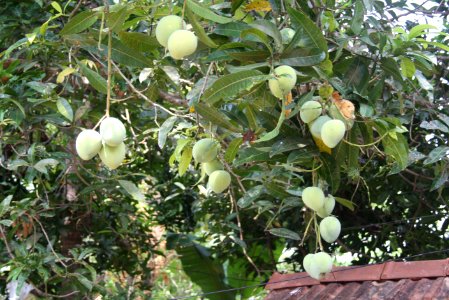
(104, 0), (112, 117)
(32, 216), (68, 268)
(0, 225), (14, 259)
(230, 189), (261, 278)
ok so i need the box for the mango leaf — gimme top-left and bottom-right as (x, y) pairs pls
(118, 180), (145, 201)
(380, 58), (404, 83)
(194, 103), (242, 133)
(158, 116), (178, 149)
(241, 28), (272, 53)
(423, 146), (449, 165)
(107, 6), (128, 32)
(224, 137), (243, 163)
(270, 138), (308, 157)
(187, 0), (233, 24)
(254, 111), (285, 143)
(109, 39), (152, 67)
(334, 197), (355, 211)
(249, 19), (283, 52)
(279, 50), (326, 67)
(234, 147), (272, 166)
(56, 98), (73, 121)
(228, 51), (270, 62)
(318, 153), (340, 194)
(179, 147), (193, 176)
(286, 7), (328, 53)
(408, 24), (437, 40)
(78, 62), (108, 94)
(431, 167), (448, 191)
(383, 134), (409, 172)
(268, 228), (300, 240)
(203, 70), (270, 104)
(350, 0), (364, 34)
(238, 185), (265, 208)
(214, 22), (251, 38)
(118, 32), (159, 52)
(400, 57), (416, 78)
(60, 11), (98, 35)
(186, 8), (218, 48)
(34, 159), (59, 174)
(56, 67), (76, 83)
(167, 234), (234, 300)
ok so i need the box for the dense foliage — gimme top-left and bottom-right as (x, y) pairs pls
(0, 0), (448, 298)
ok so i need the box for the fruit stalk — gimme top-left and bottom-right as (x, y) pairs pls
(104, 0), (112, 117)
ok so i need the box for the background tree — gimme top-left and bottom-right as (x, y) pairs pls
(0, 0), (448, 298)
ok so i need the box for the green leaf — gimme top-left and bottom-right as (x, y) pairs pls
(51, 1), (62, 13)
(350, 0), (364, 35)
(270, 138), (308, 157)
(109, 39), (152, 67)
(33, 158), (59, 174)
(249, 20), (283, 52)
(187, 0), (233, 24)
(238, 185), (265, 208)
(382, 134), (409, 172)
(118, 180), (145, 201)
(107, 6), (128, 33)
(167, 235), (234, 300)
(431, 167), (448, 191)
(241, 28), (272, 53)
(78, 62), (108, 94)
(255, 111), (285, 143)
(75, 274), (93, 291)
(279, 50), (326, 67)
(234, 147), (276, 166)
(224, 138), (243, 163)
(334, 197), (355, 211)
(179, 147), (192, 176)
(56, 98), (73, 121)
(400, 57), (416, 78)
(408, 24), (437, 40)
(286, 7), (328, 53)
(268, 228), (300, 240)
(318, 153), (340, 194)
(380, 58), (404, 83)
(158, 116), (178, 149)
(194, 103), (242, 133)
(118, 32), (159, 52)
(203, 70), (270, 104)
(60, 11), (98, 35)
(424, 147), (449, 165)
(186, 8), (218, 48)
(214, 22), (251, 38)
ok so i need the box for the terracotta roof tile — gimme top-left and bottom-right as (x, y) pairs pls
(265, 259), (449, 300)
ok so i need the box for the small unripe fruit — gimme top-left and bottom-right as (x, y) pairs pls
(316, 195), (335, 218)
(321, 119), (345, 148)
(319, 216), (341, 243)
(303, 252), (333, 280)
(99, 117), (126, 147)
(155, 15), (186, 47)
(309, 115), (332, 139)
(300, 100), (322, 123)
(302, 186), (325, 212)
(313, 252), (333, 274)
(192, 138), (218, 163)
(167, 30), (198, 60)
(99, 142), (126, 170)
(202, 160), (223, 176)
(208, 170), (231, 193)
(76, 129), (102, 160)
(280, 28), (295, 44)
(268, 65), (297, 99)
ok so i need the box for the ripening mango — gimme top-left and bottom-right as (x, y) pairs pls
(316, 195), (336, 218)
(268, 65), (297, 99)
(302, 186), (325, 212)
(309, 115), (332, 139)
(321, 119), (345, 148)
(192, 138), (218, 163)
(76, 129), (102, 160)
(319, 216), (341, 243)
(99, 117), (126, 147)
(208, 170), (231, 193)
(155, 15), (186, 47)
(202, 160), (224, 176)
(303, 252), (333, 280)
(99, 142), (126, 170)
(300, 100), (322, 124)
(167, 30), (198, 60)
